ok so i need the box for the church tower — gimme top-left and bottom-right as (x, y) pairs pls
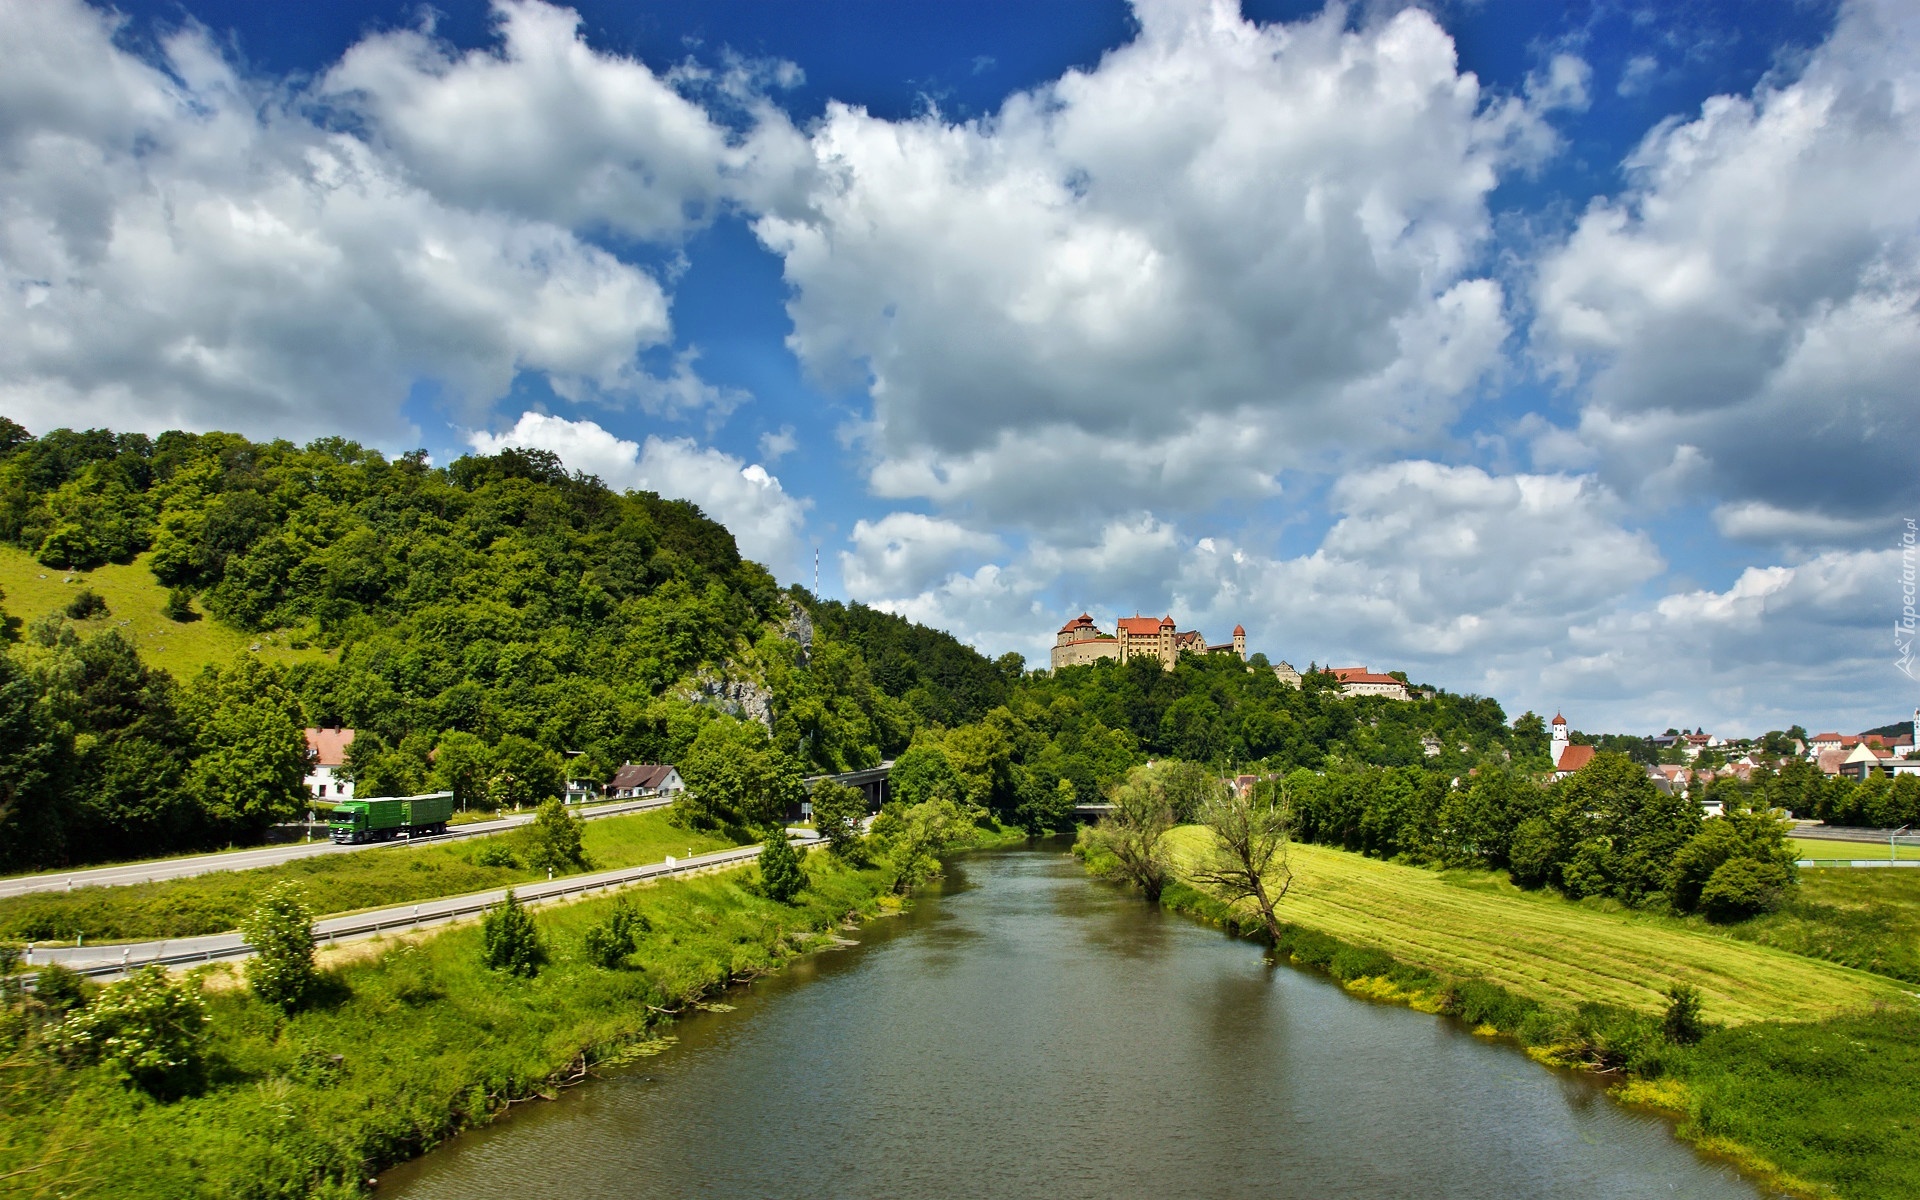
(1550, 713), (1570, 768)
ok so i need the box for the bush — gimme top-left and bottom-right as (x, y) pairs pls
(470, 839), (519, 868)
(480, 890), (544, 977)
(521, 799), (586, 874)
(162, 587), (199, 622)
(1439, 979), (1540, 1032)
(30, 961), (94, 1014)
(1700, 857), (1792, 922)
(64, 589), (108, 620)
(580, 898), (650, 969)
(758, 830), (806, 904)
(1328, 945), (1396, 982)
(1663, 982), (1706, 1045)
(47, 965), (208, 1095)
(240, 882), (317, 1010)
(810, 780), (868, 859)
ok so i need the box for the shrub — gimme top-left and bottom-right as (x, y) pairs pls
(48, 966), (208, 1095)
(480, 890), (544, 977)
(758, 830), (806, 904)
(521, 799), (586, 874)
(30, 962), (94, 1014)
(64, 589), (108, 620)
(162, 587), (199, 622)
(1328, 945), (1396, 982)
(580, 898), (650, 969)
(1439, 979), (1540, 1032)
(241, 882), (317, 1010)
(470, 839), (519, 868)
(1700, 857), (1792, 922)
(1663, 982), (1706, 1045)
(1557, 1002), (1660, 1073)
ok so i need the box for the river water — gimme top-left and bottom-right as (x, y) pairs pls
(381, 846), (1773, 1200)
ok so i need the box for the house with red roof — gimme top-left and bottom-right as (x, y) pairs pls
(1328, 667), (1411, 701)
(304, 727), (355, 801)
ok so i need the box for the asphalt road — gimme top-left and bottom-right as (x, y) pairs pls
(24, 833), (820, 981)
(0, 798), (674, 898)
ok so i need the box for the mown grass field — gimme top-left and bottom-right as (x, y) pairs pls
(1720, 866), (1920, 984)
(0, 545), (327, 676)
(1789, 836), (1919, 863)
(0, 810), (742, 942)
(1163, 828), (1909, 1025)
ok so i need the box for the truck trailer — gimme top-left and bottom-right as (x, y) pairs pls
(328, 792), (456, 844)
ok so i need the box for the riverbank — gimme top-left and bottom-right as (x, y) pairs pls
(1087, 829), (1920, 1200)
(0, 852), (894, 1198)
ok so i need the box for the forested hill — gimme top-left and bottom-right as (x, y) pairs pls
(0, 423), (1005, 869)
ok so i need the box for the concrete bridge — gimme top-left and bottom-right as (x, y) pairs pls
(803, 761), (893, 815)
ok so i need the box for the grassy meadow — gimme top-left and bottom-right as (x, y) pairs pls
(0, 545), (327, 676)
(0, 810), (742, 942)
(1719, 867), (1920, 985)
(1161, 829), (1906, 1024)
(1789, 837), (1919, 863)
(0, 853), (892, 1199)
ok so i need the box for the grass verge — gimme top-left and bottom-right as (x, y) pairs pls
(0, 851), (892, 1198)
(0, 811), (742, 941)
(1087, 828), (1920, 1200)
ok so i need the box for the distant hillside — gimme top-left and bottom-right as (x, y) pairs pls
(1862, 720), (1916, 738)
(0, 421), (1004, 868)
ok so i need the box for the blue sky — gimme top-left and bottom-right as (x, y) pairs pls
(2, 0), (1915, 735)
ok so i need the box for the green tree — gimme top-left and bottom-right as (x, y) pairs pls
(758, 829), (806, 903)
(1699, 857), (1792, 922)
(64, 589), (108, 620)
(889, 742), (965, 809)
(677, 717), (806, 830)
(178, 656), (308, 838)
(49, 966), (208, 1096)
(580, 898), (648, 969)
(481, 890), (545, 977)
(1668, 804), (1798, 914)
(429, 731), (491, 810)
(1663, 982), (1706, 1045)
(1086, 765), (1178, 901)
(870, 797), (966, 894)
(162, 587), (198, 623)
(240, 881), (317, 1010)
(1191, 780), (1294, 942)
(522, 798), (587, 874)
(809, 779), (868, 859)
(488, 735), (566, 807)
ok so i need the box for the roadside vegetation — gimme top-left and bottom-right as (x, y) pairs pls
(0, 809), (739, 942)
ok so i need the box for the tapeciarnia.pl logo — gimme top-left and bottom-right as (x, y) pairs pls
(1899, 517), (1917, 680)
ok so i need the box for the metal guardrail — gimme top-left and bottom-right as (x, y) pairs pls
(26, 835), (819, 984)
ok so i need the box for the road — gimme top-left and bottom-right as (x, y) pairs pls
(0, 798), (674, 898)
(25, 833), (822, 982)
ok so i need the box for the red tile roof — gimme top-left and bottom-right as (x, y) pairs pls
(1058, 612), (1099, 634)
(304, 727), (355, 767)
(1117, 616), (1168, 636)
(1556, 745), (1597, 773)
(1332, 667), (1402, 685)
(1232, 624), (1245, 636)
(1551, 712), (1567, 726)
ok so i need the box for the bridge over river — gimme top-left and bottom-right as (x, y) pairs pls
(802, 760), (1111, 820)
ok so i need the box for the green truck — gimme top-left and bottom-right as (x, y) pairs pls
(327, 792), (456, 844)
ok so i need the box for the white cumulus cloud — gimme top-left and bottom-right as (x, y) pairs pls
(467, 412), (809, 573)
(1532, 0), (1920, 539)
(755, 0), (1553, 524)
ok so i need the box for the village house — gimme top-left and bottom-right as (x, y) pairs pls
(606, 762), (686, 799)
(303, 727), (355, 800)
(1329, 667), (1412, 702)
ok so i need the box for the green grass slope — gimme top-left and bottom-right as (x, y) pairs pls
(1164, 829), (1909, 1025)
(0, 545), (328, 677)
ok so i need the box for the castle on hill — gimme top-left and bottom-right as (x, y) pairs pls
(1051, 612), (1245, 672)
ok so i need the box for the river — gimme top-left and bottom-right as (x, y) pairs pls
(381, 845), (1775, 1199)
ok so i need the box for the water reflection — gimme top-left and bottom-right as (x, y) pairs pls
(382, 846), (1776, 1200)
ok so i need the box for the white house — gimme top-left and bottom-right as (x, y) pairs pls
(607, 763), (685, 799)
(304, 728), (355, 801)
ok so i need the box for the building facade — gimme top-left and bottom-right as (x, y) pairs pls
(1050, 613), (1247, 673)
(304, 727), (355, 800)
(1329, 667), (1412, 701)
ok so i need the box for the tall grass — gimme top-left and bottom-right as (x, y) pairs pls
(0, 811), (741, 941)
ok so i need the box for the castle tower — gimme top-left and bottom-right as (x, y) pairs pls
(1232, 624), (1246, 661)
(1160, 614), (1175, 669)
(1550, 712), (1569, 768)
